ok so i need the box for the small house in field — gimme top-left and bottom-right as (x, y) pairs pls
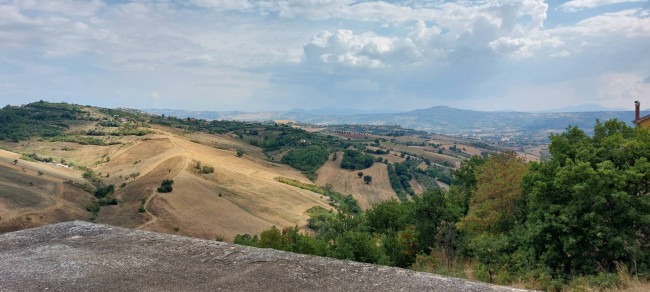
(633, 101), (650, 129)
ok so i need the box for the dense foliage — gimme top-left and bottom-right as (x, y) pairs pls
(522, 120), (650, 276)
(0, 101), (86, 142)
(340, 150), (375, 170)
(86, 184), (118, 218)
(238, 120), (650, 291)
(281, 145), (329, 179)
(157, 179), (174, 193)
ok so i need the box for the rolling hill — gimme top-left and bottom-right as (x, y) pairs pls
(144, 106), (641, 145)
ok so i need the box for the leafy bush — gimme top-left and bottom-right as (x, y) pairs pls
(93, 185), (115, 198)
(201, 165), (214, 174)
(157, 179), (174, 193)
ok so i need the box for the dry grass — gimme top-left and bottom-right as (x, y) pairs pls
(0, 120), (334, 242)
(0, 161), (93, 233)
(316, 152), (398, 209)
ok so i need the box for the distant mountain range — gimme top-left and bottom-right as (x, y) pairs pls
(142, 106), (644, 144)
(541, 103), (628, 113)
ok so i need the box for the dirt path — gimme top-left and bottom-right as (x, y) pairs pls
(135, 134), (193, 230)
(136, 154), (190, 230)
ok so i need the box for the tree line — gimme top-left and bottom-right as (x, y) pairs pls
(235, 119), (650, 291)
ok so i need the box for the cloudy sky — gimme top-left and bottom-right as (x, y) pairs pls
(0, 0), (649, 112)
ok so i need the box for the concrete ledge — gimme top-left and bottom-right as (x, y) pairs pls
(0, 221), (528, 291)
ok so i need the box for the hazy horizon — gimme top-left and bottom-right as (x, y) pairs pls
(1, 0), (649, 112)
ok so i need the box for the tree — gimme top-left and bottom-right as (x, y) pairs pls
(157, 179), (174, 193)
(412, 189), (457, 252)
(451, 155), (487, 214)
(363, 175), (373, 184)
(281, 145), (329, 174)
(357, 172), (363, 178)
(522, 120), (650, 275)
(329, 231), (384, 264)
(458, 151), (528, 235)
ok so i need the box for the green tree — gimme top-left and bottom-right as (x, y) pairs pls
(357, 171), (363, 178)
(412, 189), (457, 253)
(157, 179), (174, 193)
(329, 231), (384, 264)
(451, 155), (486, 214)
(522, 120), (650, 275)
(363, 175), (372, 184)
(366, 199), (410, 234)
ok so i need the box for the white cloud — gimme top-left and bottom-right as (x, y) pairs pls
(0, 0), (649, 111)
(559, 0), (647, 12)
(0, 4), (29, 24)
(304, 29), (421, 68)
(596, 73), (650, 106)
(150, 91), (160, 99)
(189, 0), (254, 11)
(549, 50), (571, 57)
(552, 9), (650, 37)
(12, 0), (105, 17)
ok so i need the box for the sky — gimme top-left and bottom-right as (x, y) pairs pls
(0, 0), (649, 112)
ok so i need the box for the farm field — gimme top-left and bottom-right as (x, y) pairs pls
(0, 108), (332, 240)
(316, 152), (399, 210)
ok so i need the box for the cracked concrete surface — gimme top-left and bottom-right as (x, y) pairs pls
(0, 221), (530, 291)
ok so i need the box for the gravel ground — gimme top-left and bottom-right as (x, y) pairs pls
(0, 221), (532, 292)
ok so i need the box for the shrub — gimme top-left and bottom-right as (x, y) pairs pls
(201, 165), (214, 174)
(157, 179), (174, 193)
(93, 185), (115, 198)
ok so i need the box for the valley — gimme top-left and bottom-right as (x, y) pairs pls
(0, 101), (510, 239)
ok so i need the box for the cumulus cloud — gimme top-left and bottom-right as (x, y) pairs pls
(0, 0), (648, 111)
(559, 0), (647, 12)
(304, 29), (421, 68)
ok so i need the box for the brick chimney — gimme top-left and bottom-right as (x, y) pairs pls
(635, 101), (640, 121)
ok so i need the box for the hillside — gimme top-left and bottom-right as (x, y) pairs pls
(315, 152), (399, 210)
(3, 102), (471, 240)
(144, 106), (641, 145)
(0, 102), (335, 240)
(0, 101), (539, 239)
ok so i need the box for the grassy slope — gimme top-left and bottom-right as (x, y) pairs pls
(316, 152), (398, 210)
(0, 111), (332, 241)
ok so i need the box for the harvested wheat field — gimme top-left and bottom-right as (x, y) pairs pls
(0, 123), (333, 242)
(316, 152), (398, 210)
(0, 162), (93, 233)
(84, 130), (333, 241)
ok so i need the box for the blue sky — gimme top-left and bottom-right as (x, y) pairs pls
(0, 0), (649, 112)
